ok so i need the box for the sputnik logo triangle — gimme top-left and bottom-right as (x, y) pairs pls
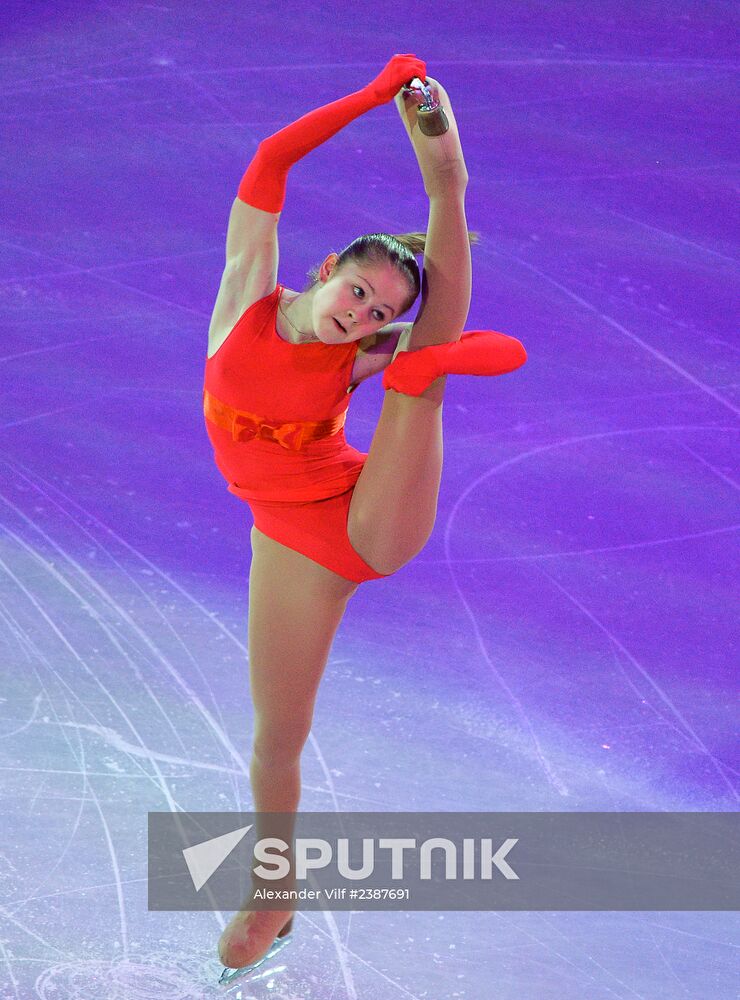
(182, 824), (252, 891)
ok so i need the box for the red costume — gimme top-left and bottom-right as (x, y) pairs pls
(203, 55), (527, 583)
(204, 284), (387, 582)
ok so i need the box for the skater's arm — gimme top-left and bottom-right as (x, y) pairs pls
(223, 54), (426, 275)
(211, 55), (425, 348)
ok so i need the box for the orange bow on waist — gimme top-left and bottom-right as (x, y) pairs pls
(232, 411), (309, 450)
(203, 389), (346, 452)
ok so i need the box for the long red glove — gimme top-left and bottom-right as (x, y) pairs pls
(382, 330), (528, 396)
(237, 54), (426, 212)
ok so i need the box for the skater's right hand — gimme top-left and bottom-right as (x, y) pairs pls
(366, 53), (427, 104)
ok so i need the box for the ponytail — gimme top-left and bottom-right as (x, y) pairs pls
(391, 230), (479, 255)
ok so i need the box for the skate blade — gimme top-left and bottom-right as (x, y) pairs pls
(218, 930), (293, 986)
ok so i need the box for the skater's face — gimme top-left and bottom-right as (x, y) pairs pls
(312, 257), (411, 344)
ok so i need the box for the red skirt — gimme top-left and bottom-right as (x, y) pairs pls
(247, 487), (389, 584)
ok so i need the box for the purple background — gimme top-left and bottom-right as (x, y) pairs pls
(1, 2), (738, 997)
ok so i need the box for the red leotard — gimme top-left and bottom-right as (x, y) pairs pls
(203, 56), (526, 582)
(204, 285), (388, 583)
(203, 57), (427, 582)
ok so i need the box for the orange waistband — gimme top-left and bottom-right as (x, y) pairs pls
(203, 388), (347, 452)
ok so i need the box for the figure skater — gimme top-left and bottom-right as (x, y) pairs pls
(203, 54), (527, 982)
